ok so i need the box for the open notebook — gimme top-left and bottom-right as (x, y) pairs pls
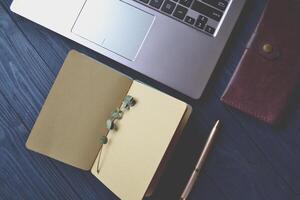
(26, 50), (191, 200)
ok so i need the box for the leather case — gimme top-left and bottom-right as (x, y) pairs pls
(221, 0), (300, 124)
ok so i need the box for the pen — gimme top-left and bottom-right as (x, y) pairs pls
(180, 120), (221, 200)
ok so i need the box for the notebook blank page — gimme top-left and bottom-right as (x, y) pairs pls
(91, 81), (187, 200)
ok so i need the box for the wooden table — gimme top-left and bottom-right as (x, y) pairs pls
(1, 0), (299, 199)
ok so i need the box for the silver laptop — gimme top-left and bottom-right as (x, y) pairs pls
(11, 0), (246, 99)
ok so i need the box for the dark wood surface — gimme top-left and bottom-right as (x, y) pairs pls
(0, 0), (299, 199)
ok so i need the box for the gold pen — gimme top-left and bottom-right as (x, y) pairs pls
(180, 120), (221, 200)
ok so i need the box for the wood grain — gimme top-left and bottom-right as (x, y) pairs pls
(0, 0), (299, 199)
(0, 4), (115, 200)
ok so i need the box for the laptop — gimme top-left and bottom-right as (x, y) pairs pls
(10, 0), (246, 99)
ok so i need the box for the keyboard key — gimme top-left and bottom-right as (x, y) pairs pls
(205, 25), (216, 34)
(161, 0), (176, 14)
(139, 0), (150, 3)
(149, 0), (164, 9)
(184, 16), (195, 25)
(198, 15), (208, 24)
(179, 0), (193, 8)
(195, 20), (206, 29)
(202, 0), (228, 11)
(173, 5), (188, 20)
(134, 0), (224, 36)
(191, 1), (223, 21)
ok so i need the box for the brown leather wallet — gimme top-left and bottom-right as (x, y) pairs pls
(221, 0), (300, 125)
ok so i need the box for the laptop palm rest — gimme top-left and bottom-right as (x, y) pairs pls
(72, 0), (154, 61)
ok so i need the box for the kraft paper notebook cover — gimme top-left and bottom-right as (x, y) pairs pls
(26, 50), (191, 200)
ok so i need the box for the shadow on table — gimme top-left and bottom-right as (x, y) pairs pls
(144, 117), (207, 200)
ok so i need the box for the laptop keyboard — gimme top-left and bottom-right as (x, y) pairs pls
(135, 0), (230, 36)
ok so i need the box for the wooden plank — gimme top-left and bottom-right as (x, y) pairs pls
(189, 173), (230, 200)
(192, 102), (295, 200)
(1, 0), (70, 75)
(1, 0), (298, 200)
(0, 93), (79, 200)
(0, 1), (227, 198)
(0, 1), (230, 199)
(0, 1), (228, 200)
(187, 1), (299, 198)
(0, 5), (85, 200)
(0, 4), (117, 200)
(175, 1), (297, 198)
(216, 0), (300, 193)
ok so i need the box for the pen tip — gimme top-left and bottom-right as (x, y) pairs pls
(213, 120), (221, 131)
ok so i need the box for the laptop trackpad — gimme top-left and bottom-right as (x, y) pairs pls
(72, 0), (154, 61)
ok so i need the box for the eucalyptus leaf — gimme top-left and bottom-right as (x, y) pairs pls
(100, 136), (108, 144)
(106, 119), (114, 130)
